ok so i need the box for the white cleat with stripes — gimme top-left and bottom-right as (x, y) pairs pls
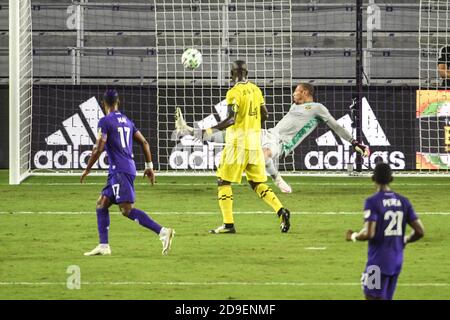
(159, 227), (175, 256)
(84, 244), (111, 256)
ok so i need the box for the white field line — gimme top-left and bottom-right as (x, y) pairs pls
(1, 211), (450, 216)
(20, 172), (450, 177)
(7, 182), (450, 187)
(0, 281), (449, 287)
(304, 247), (327, 250)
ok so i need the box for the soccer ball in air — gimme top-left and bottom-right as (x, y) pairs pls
(181, 48), (202, 70)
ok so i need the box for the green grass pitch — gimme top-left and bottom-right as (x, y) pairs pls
(0, 170), (449, 300)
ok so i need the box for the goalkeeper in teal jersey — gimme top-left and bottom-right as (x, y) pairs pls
(261, 83), (369, 192)
(175, 83), (369, 193)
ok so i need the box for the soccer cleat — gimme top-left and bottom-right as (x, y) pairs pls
(83, 244), (111, 256)
(175, 107), (194, 136)
(274, 175), (292, 193)
(209, 225), (236, 234)
(277, 208), (291, 233)
(159, 227), (175, 256)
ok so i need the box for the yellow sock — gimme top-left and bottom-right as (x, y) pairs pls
(218, 185), (234, 224)
(255, 183), (283, 213)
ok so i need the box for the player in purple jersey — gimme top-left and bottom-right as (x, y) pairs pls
(81, 89), (175, 256)
(346, 162), (425, 300)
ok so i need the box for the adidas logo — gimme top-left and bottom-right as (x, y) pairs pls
(33, 97), (109, 169)
(304, 97), (406, 170)
(316, 97), (390, 147)
(169, 100), (227, 169)
(169, 134), (223, 170)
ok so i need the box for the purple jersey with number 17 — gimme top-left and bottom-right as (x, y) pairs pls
(97, 111), (138, 176)
(364, 191), (418, 275)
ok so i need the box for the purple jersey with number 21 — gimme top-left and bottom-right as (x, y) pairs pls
(364, 191), (419, 275)
(97, 111), (138, 176)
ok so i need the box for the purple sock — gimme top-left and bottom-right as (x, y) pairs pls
(127, 208), (162, 234)
(96, 207), (110, 244)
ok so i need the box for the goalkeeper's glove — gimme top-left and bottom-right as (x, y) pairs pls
(351, 139), (370, 157)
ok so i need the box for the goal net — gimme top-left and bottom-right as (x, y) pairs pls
(11, 1), (447, 184)
(11, 0), (292, 181)
(418, 0), (450, 172)
(27, 1), (156, 177)
(155, 0), (293, 172)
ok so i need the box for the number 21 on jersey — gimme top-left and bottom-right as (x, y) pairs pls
(384, 210), (404, 236)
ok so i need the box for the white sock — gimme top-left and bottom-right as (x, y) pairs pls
(159, 227), (168, 236)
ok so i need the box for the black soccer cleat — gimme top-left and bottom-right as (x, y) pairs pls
(277, 208), (291, 233)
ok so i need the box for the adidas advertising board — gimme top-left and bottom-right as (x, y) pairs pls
(166, 87), (416, 170)
(304, 97), (406, 170)
(168, 101), (226, 170)
(31, 87), (156, 170)
(298, 87), (416, 170)
(33, 97), (109, 169)
(30, 86), (416, 171)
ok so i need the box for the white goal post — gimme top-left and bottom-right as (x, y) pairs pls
(9, 0), (33, 185)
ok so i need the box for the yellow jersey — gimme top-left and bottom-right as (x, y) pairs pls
(225, 81), (265, 150)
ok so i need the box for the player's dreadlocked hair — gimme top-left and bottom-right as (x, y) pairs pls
(102, 88), (120, 107)
(372, 162), (394, 185)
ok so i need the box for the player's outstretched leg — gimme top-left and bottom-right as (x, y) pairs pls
(210, 179), (236, 234)
(263, 149), (292, 193)
(120, 203), (175, 255)
(249, 181), (291, 233)
(84, 196), (112, 256)
(274, 176), (292, 194)
(175, 107), (225, 143)
(265, 157), (292, 193)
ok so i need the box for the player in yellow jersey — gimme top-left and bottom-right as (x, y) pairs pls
(202, 61), (291, 234)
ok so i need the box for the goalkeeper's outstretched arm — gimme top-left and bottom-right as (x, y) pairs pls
(325, 117), (353, 143)
(319, 109), (370, 157)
